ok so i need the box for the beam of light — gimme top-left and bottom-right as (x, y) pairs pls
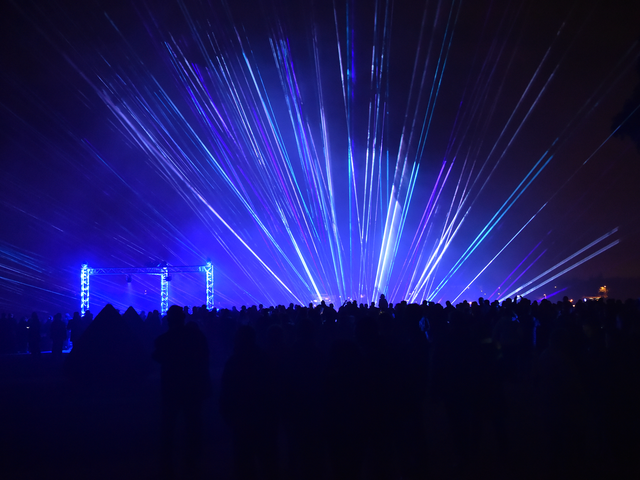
(0, 276), (76, 300)
(541, 286), (569, 301)
(67, 43), (315, 304)
(413, 10), (617, 297)
(2, 0), (637, 313)
(502, 228), (619, 299)
(313, 25), (347, 299)
(422, 152), (554, 302)
(109, 5), (633, 307)
(514, 240), (620, 299)
(374, 0), (462, 301)
(488, 243), (545, 300)
(452, 202), (548, 303)
(392, 160), (448, 290)
(404, 24), (600, 302)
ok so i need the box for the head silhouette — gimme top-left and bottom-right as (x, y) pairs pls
(166, 305), (185, 330)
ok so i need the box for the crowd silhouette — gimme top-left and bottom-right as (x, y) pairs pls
(1, 294), (639, 479)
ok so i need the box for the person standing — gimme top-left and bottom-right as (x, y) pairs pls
(50, 313), (66, 358)
(220, 325), (279, 480)
(27, 312), (41, 358)
(153, 305), (211, 479)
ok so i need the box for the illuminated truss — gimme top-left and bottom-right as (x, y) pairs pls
(80, 261), (214, 316)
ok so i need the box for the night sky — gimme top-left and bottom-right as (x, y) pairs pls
(1, 0), (639, 316)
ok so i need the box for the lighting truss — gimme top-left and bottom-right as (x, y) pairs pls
(80, 261), (214, 316)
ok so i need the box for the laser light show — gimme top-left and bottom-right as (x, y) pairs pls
(1, 0), (640, 315)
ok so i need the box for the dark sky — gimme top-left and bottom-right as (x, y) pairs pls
(1, 0), (639, 315)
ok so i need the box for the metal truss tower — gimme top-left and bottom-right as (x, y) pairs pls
(80, 261), (214, 316)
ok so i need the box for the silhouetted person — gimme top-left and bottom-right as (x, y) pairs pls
(64, 304), (148, 388)
(0, 313), (8, 353)
(356, 314), (395, 480)
(594, 324), (640, 479)
(493, 312), (524, 381)
(538, 326), (587, 478)
(82, 309), (93, 329)
(433, 310), (483, 469)
(67, 312), (83, 349)
(284, 317), (327, 480)
(399, 304), (430, 478)
(16, 316), (28, 353)
(27, 312), (41, 357)
(265, 323), (288, 411)
(123, 305), (144, 332)
(153, 305), (211, 480)
(325, 339), (366, 480)
(50, 313), (66, 358)
(220, 325), (278, 480)
(143, 309), (163, 354)
(0, 313), (16, 354)
(378, 293), (388, 311)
